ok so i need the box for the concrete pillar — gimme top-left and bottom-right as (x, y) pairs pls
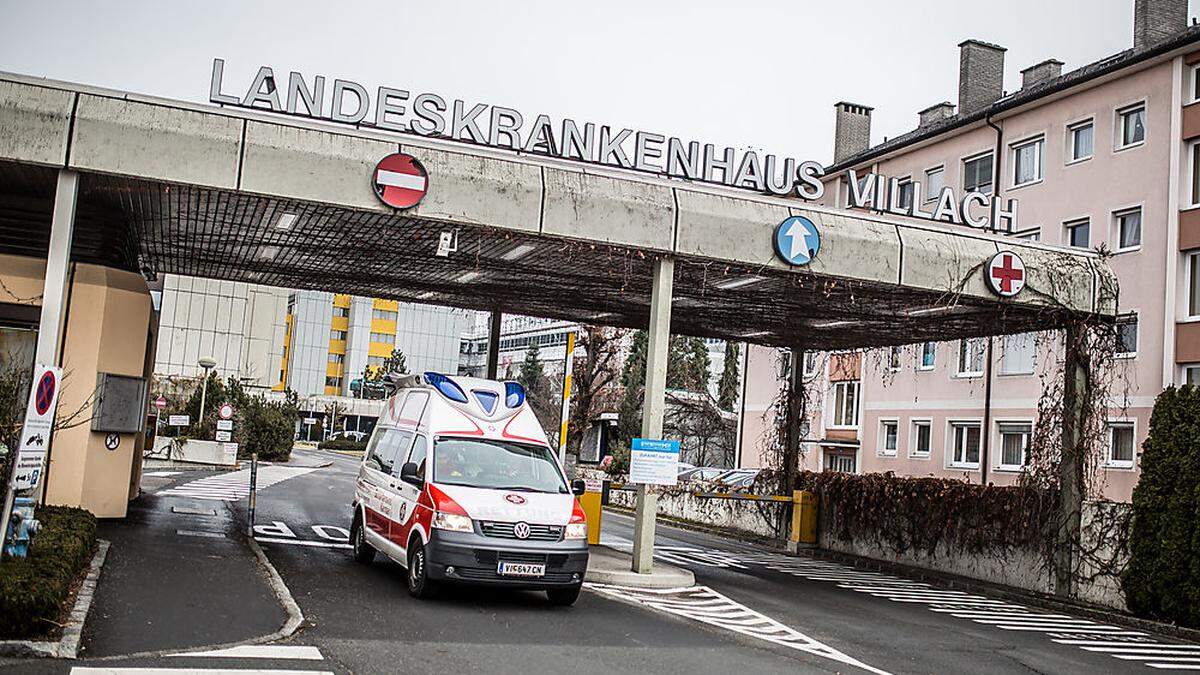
(1055, 323), (1087, 598)
(485, 310), (502, 379)
(781, 348), (803, 542)
(632, 257), (673, 573)
(37, 170), (78, 366)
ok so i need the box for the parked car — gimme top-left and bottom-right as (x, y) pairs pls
(351, 372), (588, 605)
(330, 430), (367, 443)
(677, 466), (724, 482)
(718, 470), (760, 489)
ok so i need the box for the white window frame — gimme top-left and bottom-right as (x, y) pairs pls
(955, 338), (986, 378)
(1114, 311), (1139, 359)
(1188, 140), (1200, 209)
(1010, 134), (1045, 188)
(947, 419), (983, 470)
(1114, 100), (1147, 152)
(1104, 418), (1137, 469)
(909, 418), (933, 459)
(999, 332), (1035, 376)
(1063, 217), (1091, 249)
(924, 165), (945, 202)
(1111, 204), (1143, 253)
(962, 151), (995, 195)
(1181, 363), (1200, 386)
(828, 380), (860, 430)
(887, 346), (903, 372)
(917, 342), (936, 371)
(1065, 117), (1095, 165)
(994, 419), (1033, 472)
(1189, 62), (1200, 105)
(1187, 251), (1200, 320)
(878, 418), (899, 457)
(1013, 227), (1042, 241)
(895, 176), (914, 211)
(803, 351), (821, 378)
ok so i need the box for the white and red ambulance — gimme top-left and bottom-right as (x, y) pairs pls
(350, 372), (589, 605)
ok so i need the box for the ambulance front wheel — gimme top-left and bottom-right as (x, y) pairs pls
(407, 541), (438, 599)
(546, 584), (582, 606)
(350, 511), (375, 564)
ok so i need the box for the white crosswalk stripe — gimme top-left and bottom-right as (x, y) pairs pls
(71, 644), (332, 674)
(159, 466), (317, 501)
(587, 583), (890, 675)
(655, 545), (1200, 670)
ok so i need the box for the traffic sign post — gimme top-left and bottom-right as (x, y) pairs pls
(2, 365), (62, 558)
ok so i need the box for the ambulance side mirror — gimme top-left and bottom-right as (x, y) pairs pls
(570, 479), (587, 497)
(399, 461), (423, 487)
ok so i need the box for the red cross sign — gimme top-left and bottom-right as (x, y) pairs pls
(986, 251), (1026, 297)
(373, 152), (428, 210)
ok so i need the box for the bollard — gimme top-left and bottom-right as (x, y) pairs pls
(786, 489), (818, 554)
(579, 479), (604, 545)
(247, 453), (258, 538)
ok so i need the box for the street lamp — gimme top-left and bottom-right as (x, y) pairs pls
(198, 357), (217, 422)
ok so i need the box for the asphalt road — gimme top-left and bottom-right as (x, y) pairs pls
(8, 448), (1199, 674)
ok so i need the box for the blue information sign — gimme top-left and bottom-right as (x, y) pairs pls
(630, 437), (681, 485)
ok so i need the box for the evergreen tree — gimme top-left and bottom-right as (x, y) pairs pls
(518, 341), (544, 392)
(622, 330), (647, 388)
(717, 342), (740, 410)
(686, 337), (712, 392)
(666, 336), (690, 389)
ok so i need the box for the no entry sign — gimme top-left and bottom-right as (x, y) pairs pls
(986, 251), (1026, 298)
(373, 153), (428, 209)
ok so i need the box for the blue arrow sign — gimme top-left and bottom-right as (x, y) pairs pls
(773, 215), (821, 266)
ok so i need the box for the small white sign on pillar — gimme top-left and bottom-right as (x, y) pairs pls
(628, 438), (680, 486)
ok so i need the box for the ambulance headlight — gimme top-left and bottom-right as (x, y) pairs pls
(565, 522), (588, 540)
(432, 511), (474, 533)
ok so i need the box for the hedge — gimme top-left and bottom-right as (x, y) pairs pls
(318, 437), (368, 453)
(1124, 386), (1200, 628)
(0, 505), (97, 638)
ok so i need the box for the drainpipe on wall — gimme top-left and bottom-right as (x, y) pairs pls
(980, 109), (1004, 485)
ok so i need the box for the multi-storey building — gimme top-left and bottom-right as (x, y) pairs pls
(739, 0), (1198, 502)
(282, 290), (467, 397)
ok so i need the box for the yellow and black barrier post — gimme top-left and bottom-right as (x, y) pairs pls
(787, 489), (818, 553)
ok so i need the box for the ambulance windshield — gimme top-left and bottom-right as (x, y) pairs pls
(433, 438), (568, 493)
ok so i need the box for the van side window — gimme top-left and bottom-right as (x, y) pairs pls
(366, 429), (413, 475)
(403, 435), (428, 479)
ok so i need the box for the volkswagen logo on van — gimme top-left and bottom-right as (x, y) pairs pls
(504, 494), (526, 505)
(513, 522), (531, 540)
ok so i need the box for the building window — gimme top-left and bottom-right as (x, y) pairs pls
(878, 420), (899, 457)
(887, 346), (902, 372)
(1116, 103), (1146, 149)
(1106, 421), (1135, 468)
(325, 376), (343, 388)
(957, 338), (986, 377)
(370, 332), (396, 345)
(925, 166), (945, 201)
(803, 351), (820, 378)
(831, 381), (860, 428)
(1191, 141), (1200, 208)
(1115, 313), (1138, 357)
(918, 342), (936, 370)
(1189, 253), (1200, 318)
(372, 309), (398, 321)
(1000, 333), (1035, 375)
(1068, 120), (1094, 163)
(896, 178), (914, 210)
(332, 306), (350, 318)
(997, 422), (1032, 471)
(1113, 207), (1142, 251)
(911, 420), (932, 457)
(1184, 364), (1200, 385)
(327, 352), (345, 364)
(1012, 136), (1043, 186)
(950, 422), (982, 469)
(330, 330), (347, 341)
(963, 153), (994, 194)
(1064, 218), (1090, 249)
(1015, 228), (1041, 241)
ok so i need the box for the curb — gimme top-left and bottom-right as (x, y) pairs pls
(585, 566), (695, 589)
(246, 537), (304, 640)
(0, 538), (110, 659)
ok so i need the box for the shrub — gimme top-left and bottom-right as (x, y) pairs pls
(601, 443), (629, 477)
(240, 395), (298, 462)
(0, 505), (97, 638)
(1124, 386), (1200, 628)
(318, 437), (367, 453)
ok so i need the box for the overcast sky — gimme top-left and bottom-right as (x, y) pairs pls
(0, 1), (1193, 163)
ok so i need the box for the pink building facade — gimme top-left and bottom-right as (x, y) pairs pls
(737, 0), (1200, 502)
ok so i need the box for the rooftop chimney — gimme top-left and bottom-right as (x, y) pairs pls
(918, 102), (956, 127)
(833, 101), (873, 164)
(957, 39), (1007, 115)
(1134, 0), (1188, 49)
(1020, 59), (1064, 89)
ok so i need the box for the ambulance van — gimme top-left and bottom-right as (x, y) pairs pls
(350, 372), (589, 605)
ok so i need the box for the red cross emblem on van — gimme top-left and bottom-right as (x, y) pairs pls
(504, 494), (526, 505)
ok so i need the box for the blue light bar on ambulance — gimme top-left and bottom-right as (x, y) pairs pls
(423, 372), (468, 403)
(473, 390), (498, 414)
(504, 381), (525, 408)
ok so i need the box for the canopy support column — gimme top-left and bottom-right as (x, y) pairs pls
(1055, 322), (1087, 598)
(485, 309), (501, 379)
(632, 257), (673, 574)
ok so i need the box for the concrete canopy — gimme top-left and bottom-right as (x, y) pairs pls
(0, 73), (1117, 350)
